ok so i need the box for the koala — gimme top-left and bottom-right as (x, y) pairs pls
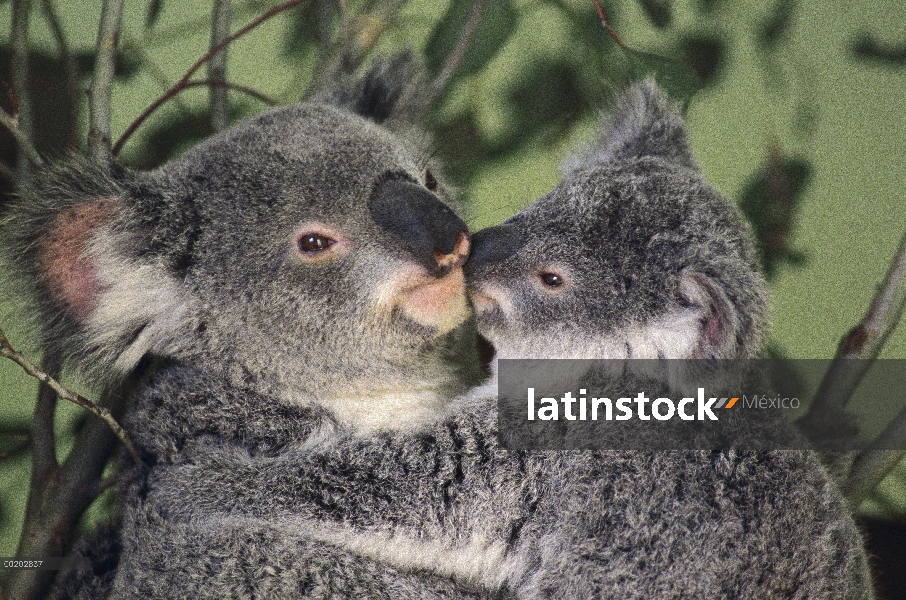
(60, 81), (873, 598)
(5, 58), (487, 598)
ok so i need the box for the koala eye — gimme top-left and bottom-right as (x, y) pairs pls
(298, 233), (335, 253)
(539, 272), (565, 288)
(291, 224), (349, 262)
(424, 169), (439, 192)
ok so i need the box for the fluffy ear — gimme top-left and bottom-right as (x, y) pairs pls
(38, 197), (122, 323)
(564, 79), (696, 174)
(678, 270), (759, 359)
(310, 52), (424, 126)
(5, 159), (198, 384)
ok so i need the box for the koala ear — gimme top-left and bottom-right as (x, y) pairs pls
(7, 160), (198, 383)
(38, 197), (123, 323)
(564, 79), (696, 174)
(311, 52), (423, 125)
(678, 270), (745, 359)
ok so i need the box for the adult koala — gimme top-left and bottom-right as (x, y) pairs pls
(73, 82), (874, 598)
(6, 57), (485, 598)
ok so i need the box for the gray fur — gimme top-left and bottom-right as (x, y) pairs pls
(11, 72), (873, 598)
(116, 81), (870, 598)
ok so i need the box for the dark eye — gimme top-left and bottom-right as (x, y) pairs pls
(540, 272), (564, 288)
(424, 169), (439, 192)
(298, 234), (335, 253)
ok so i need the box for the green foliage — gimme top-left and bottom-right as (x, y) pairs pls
(425, 0), (518, 85)
(739, 152), (812, 280)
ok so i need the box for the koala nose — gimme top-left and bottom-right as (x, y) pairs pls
(370, 178), (469, 275)
(467, 223), (524, 272)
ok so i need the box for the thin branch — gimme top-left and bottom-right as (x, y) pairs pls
(114, 0), (310, 156)
(0, 327), (140, 463)
(425, 0), (489, 106)
(11, 0), (34, 182)
(121, 38), (209, 132)
(208, 0), (231, 132)
(41, 0), (81, 148)
(29, 353), (61, 492)
(843, 405), (906, 509)
(805, 228), (906, 419)
(7, 388), (127, 600)
(593, 0), (626, 47)
(0, 108), (44, 167)
(183, 79), (278, 105)
(88, 0), (125, 160)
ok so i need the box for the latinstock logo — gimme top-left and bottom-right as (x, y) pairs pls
(525, 388), (739, 422)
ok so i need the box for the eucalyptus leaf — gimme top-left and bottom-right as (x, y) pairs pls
(145, 0), (164, 29)
(425, 0), (518, 82)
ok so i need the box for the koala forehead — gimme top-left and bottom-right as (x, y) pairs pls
(159, 103), (422, 215)
(512, 159), (719, 277)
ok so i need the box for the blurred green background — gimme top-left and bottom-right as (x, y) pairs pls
(0, 0), (904, 565)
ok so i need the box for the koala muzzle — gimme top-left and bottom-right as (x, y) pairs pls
(466, 223), (524, 273)
(370, 178), (469, 276)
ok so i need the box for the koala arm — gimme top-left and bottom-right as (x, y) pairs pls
(125, 368), (874, 600)
(111, 509), (481, 600)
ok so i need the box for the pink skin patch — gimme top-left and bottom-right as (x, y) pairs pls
(39, 198), (121, 322)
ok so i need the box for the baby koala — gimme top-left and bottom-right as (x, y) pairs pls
(468, 81), (764, 364)
(138, 82), (874, 599)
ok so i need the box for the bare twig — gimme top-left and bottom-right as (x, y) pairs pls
(6, 388), (128, 600)
(593, 0), (626, 47)
(805, 228), (906, 419)
(121, 38), (208, 131)
(426, 0), (489, 106)
(29, 353), (61, 493)
(114, 0), (310, 156)
(88, 0), (125, 160)
(0, 108), (44, 167)
(0, 328), (140, 463)
(41, 0), (81, 148)
(183, 79), (278, 105)
(209, 0), (232, 132)
(843, 406), (906, 509)
(11, 0), (35, 181)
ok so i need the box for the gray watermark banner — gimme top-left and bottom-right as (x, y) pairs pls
(497, 359), (906, 451)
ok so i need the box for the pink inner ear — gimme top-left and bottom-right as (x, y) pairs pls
(682, 271), (735, 359)
(696, 301), (726, 358)
(39, 198), (121, 322)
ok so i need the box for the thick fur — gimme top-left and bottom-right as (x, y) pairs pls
(13, 71), (872, 597)
(114, 81), (869, 597)
(110, 363), (872, 598)
(7, 57), (484, 598)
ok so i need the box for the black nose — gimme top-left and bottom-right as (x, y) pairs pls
(467, 223), (524, 272)
(370, 178), (469, 274)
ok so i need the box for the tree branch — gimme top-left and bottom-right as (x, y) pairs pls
(114, 0), (310, 156)
(0, 328), (140, 463)
(5, 388), (127, 600)
(183, 79), (278, 106)
(40, 0), (81, 149)
(805, 228), (906, 419)
(843, 405), (906, 509)
(88, 0), (125, 160)
(0, 107), (43, 168)
(208, 0), (231, 132)
(425, 0), (489, 107)
(11, 0), (35, 181)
